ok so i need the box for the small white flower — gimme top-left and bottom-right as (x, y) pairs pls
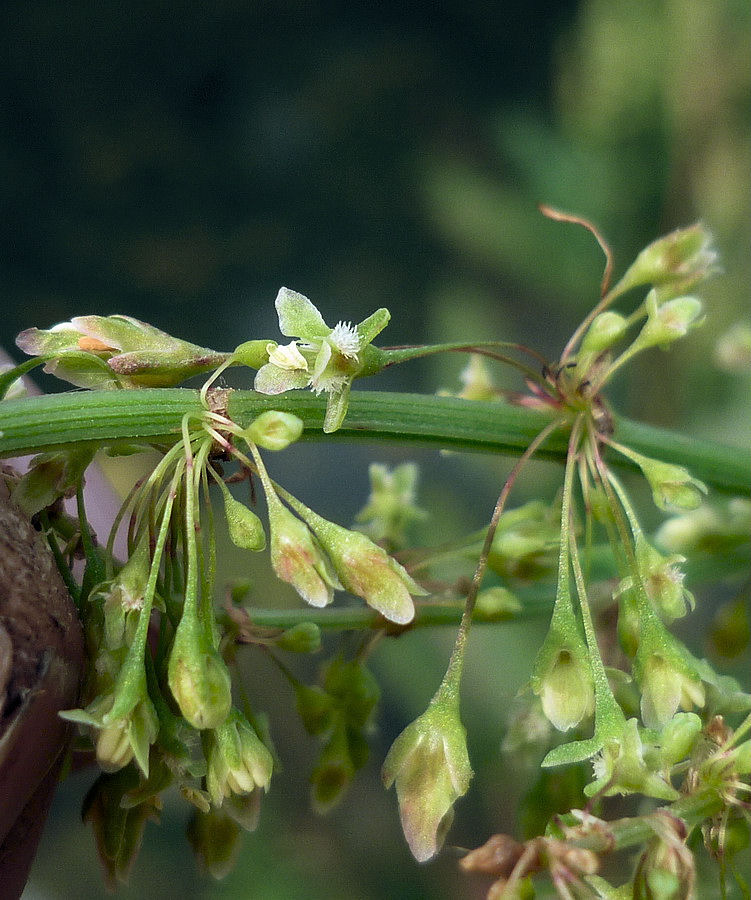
(254, 287), (391, 432)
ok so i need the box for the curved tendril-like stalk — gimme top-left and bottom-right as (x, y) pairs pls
(438, 416), (563, 699)
(378, 341), (550, 390)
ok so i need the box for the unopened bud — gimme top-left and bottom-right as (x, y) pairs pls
(580, 312), (628, 355)
(634, 293), (703, 352)
(615, 223), (717, 295)
(222, 491), (266, 551)
(275, 621), (321, 653)
(242, 410), (304, 451)
(168, 615), (232, 730)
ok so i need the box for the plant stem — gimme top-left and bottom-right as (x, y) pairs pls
(0, 389), (746, 494)
(225, 596), (554, 632)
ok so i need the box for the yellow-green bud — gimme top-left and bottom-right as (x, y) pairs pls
(222, 492), (266, 551)
(634, 293), (703, 351)
(168, 615), (232, 730)
(231, 339), (272, 369)
(242, 410), (304, 451)
(382, 696), (473, 862)
(580, 312), (628, 354)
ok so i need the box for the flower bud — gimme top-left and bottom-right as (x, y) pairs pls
(204, 709), (273, 805)
(715, 321), (751, 371)
(382, 696), (473, 862)
(656, 712), (702, 768)
(242, 410), (304, 451)
(168, 614), (232, 730)
(636, 648), (705, 730)
(267, 501), (341, 608)
(531, 603), (594, 732)
(579, 312), (628, 355)
(486, 500), (559, 579)
(83, 770), (161, 890)
(634, 293), (704, 351)
(295, 684), (336, 736)
(614, 223), (717, 295)
(621, 535), (694, 623)
(456, 353), (499, 401)
(655, 499), (750, 554)
(222, 491), (266, 551)
(16, 314), (227, 388)
(275, 621), (322, 653)
(310, 720), (357, 813)
(231, 339), (273, 370)
(307, 514), (428, 624)
(633, 812), (695, 900)
(536, 649), (595, 733)
(614, 445), (707, 512)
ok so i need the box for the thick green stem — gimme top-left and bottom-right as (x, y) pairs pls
(0, 389), (746, 494)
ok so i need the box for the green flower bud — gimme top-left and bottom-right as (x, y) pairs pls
(655, 499), (751, 554)
(614, 223), (717, 295)
(310, 719), (358, 813)
(83, 769), (161, 891)
(222, 490), (266, 551)
(295, 684), (336, 736)
(204, 709), (273, 805)
(275, 621), (322, 653)
(634, 292), (704, 352)
(242, 410), (304, 451)
(531, 600), (594, 732)
(323, 658), (380, 729)
(11, 446), (96, 516)
(656, 713), (702, 768)
(619, 535), (694, 623)
(382, 695), (473, 862)
(636, 648), (705, 731)
(456, 353), (499, 401)
(267, 501), (341, 608)
(168, 613), (232, 730)
(612, 445), (707, 512)
(486, 500), (559, 578)
(231, 339), (272, 369)
(537, 649), (595, 733)
(62, 689), (159, 778)
(579, 312), (628, 355)
(715, 321), (751, 371)
(633, 812), (695, 900)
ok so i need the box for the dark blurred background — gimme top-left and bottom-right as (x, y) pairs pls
(3, 2), (749, 898)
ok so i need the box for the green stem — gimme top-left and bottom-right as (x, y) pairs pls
(228, 597), (551, 631)
(0, 389), (746, 494)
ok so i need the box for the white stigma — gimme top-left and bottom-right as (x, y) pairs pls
(329, 321), (360, 359)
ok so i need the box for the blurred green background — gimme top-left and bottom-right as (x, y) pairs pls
(3, 2), (749, 898)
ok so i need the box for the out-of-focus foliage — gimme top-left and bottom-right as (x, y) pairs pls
(4, 2), (748, 898)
